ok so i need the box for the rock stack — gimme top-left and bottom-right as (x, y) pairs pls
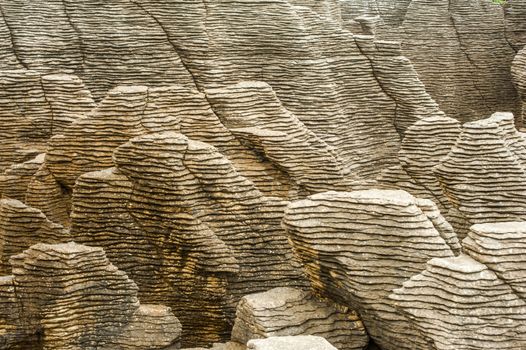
(1, 242), (181, 350)
(283, 189), (456, 349)
(231, 287), (368, 350)
(435, 113), (526, 224)
(390, 254), (526, 349)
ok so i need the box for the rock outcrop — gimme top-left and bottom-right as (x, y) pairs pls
(0, 0), (524, 349)
(283, 189), (456, 350)
(0, 242), (181, 350)
(247, 336), (338, 350)
(69, 132), (307, 346)
(231, 287), (368, 350)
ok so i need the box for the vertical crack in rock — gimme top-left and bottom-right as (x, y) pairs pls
(447, 0), (494, 114)
(0, 4), (27, 70)
(60, 0), (86, 73)
(130, 0), (200, 91)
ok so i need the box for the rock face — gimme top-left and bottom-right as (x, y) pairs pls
(231, 287), (368, 350)
(0, 0), (525, 349)
(386, 221), (526, 350)
(0, 242), (181, 350)
(344, 0), (521, 124)
(435, 112), (526, 225)
(283, 189), (456, 350)
(390, 254), (526, 350)
(247, 336), (338, 350)
(69, 132), (307, 346)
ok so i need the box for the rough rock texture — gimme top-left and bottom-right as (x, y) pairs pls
(283, 189), (456, 350)
(0, 198), (67, 275)
(231, 287), (368, 350)
(390, 254), (526, 349)
(247, 336), (338, 350)
(0, 242), (181, 350)
(0, 70), (94, 172)
(343, 0), (521, 124)
(0, 0), (525, 349)
(69, 132), (307, 346)
(463, 222), (526, 299)
(435, 112), (526, 225)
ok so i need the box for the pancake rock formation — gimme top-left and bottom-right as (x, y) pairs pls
(231, 287), (368, 349)
(282, 189), (457, 350)
(0, 0), (525, 349)
(0, 242), (181, 350)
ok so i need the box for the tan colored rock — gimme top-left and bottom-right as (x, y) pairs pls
(283, 189), (456, 350)
(231, 287), (368, 350)
(390, 254), (526, 349)
(1, 242), (181, 350)
(247, 336), (338, 350)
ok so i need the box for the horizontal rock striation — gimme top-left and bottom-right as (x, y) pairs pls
(68, 131), (307, 346)
(0, 198), (67, 275)
(1, 242), (181, 350)
(231, 287), (368, 350)
(390, 254), (526, 349)
(283, 189), (456, 350)
(435, 112), (526, 225)
(247, 336), (338, 350)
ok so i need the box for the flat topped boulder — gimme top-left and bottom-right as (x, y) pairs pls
(232, 287), (368, 350)
(30, 241), (102, 256)
(306, 189), (415, 206)
(471, 221), (526, 235)
(247, 336), (338, 350)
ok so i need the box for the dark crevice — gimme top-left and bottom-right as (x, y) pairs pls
(353, 36), (403, 139)
(0, 3), (28, 69)
(60, 0), (86, 74)
(447, 0), (492, 113)
(39, 77), (55, 137)
(130, 0), (200, 91)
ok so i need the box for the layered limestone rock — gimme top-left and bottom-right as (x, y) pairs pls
(45, 83), (296, 197)
(206, 82), (345, 193)
(463, 222), (526, 299)
(1, 242), (181, 350)
(231, 287), (368, 350)
(390, 254), (526, 349)
(434, 112), (526, 225)
(69, 131), (307, 346)
(283, 189), (456, 350)
(397, 114), (461, 210)
(0, 0), (451, 183)
(0, 153), (45, 201)
(0, 199), (67, 274)
(247, 336), (338, 350)
(0, 70), (95, 172)
(344, 0), (520, 124)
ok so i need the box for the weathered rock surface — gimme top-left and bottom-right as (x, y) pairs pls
(463, 222), (526, 300)
(283, 189), (456, 350)
(0, 198), (67, 275)
(231, 287), (368, 350)
(0, 1), (525, 349)
(390, 254), (526, 349)
(247, 336), (338, 350)
(0, 242), (181, 350)
(344, 0), (521, 124)
(435, 112), (526, 225)
(69, 132), (307, 346)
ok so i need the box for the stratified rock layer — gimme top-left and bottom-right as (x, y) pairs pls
(231, 287), (368, 350)
(70, 131), (307, 346)
(390, 254), (526, 350)
(247, 336), (338, 350)
(283, 189), (455, 350)
(1, 242), (181, 350)
(435, 112), (526, 224)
